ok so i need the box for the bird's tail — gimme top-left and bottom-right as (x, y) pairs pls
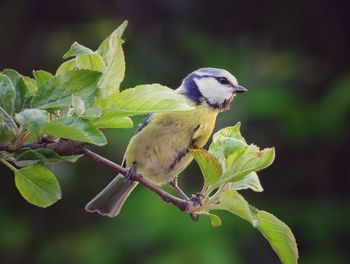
(85, 174), (138, 217)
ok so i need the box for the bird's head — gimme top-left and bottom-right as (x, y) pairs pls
(178, 67), (247, 111)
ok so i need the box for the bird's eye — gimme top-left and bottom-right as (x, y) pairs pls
(217, 77), (229, 85)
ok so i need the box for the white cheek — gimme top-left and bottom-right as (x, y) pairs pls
(195, 78), (233, 105)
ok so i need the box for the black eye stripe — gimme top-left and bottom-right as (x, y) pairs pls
(216, 77), (230, 85)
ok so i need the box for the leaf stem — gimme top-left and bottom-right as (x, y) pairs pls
(207, 184), (226, 204)
(0, 158), (18, 172)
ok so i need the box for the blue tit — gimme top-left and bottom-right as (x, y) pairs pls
(85, 67), (247, 217)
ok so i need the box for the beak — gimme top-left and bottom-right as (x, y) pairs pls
(233, 85), (248, 93)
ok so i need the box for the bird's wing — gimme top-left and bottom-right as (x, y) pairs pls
(120, 112), (154, 167)
(136, 113), (154, 134)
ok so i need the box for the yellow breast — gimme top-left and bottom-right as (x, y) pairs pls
(191, 105), (218, 148)
(125, 103), (219, 185)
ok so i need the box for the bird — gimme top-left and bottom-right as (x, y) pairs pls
(85, 67), (247, 217)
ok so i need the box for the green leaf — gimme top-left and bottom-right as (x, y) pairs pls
(206, 213), (222, 227)
(256, 210), (299, 264)
(14, 164), (61, 207)
(71, 95), (85, 117)
(0, 151), (12, 161)
(212, 122), (246, 144)
(219, 189), (298, 263)
(219, 189), (256, 225)
(22, 76), (38, 96)
(14, 148), (82, 167)
(76, 54), (106, 72)
(63, 42), (93, 59)
(97, 37), (125, 98)
(31, 70), (101, 109)
(223, 145), (275, 183)
(15, 109), (48, 135)
(209, 123), (248, 168)
(91, 116), (133, 129)
(33, 70), (53, 86)
(43, 117), (107, 146)
(0, 107), (18, 142)
(190, 148), (222, 186)
(0, 74), (16, 115)
(94, 90), (119, 108)
(229, 172), (264, 192)
(2, 69), (28, 113)
(207, 122), (275, 184)
(97, 84), (194, 117)
(21, 130), (39, 144)
(56, 59), (77, 76)
(97, 20), (128, 59)
(81, 107), (102, 119)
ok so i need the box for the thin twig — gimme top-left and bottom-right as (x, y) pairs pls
(82, 148), (200, 213)
(0, 137), (87, 156)
(0, 137), (201, 214)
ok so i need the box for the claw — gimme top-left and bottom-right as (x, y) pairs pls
(188, 193), (204, 221)
(124, 164), (137, 184)
(190, 213), (199, 221)
(190, 192), (204, 207)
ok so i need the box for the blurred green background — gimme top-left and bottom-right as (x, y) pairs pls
(0, 0), (349, 263)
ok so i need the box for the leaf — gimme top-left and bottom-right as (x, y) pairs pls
(33, 70), (53, 86)
(14, 148), (82, 167)
(223, 145), (275, 183)
(76, 54), (106, 72)
(71, 95), (85, 117)
(31, 70), (101, 109)
(256, 210), (299, 264)
(15, 109), (48, 135)
(81, 107), (102, 119)
(219, 188), (298, 263)
(206, 213), (222, 227)
(22, 76), (38, 96)
(229, 172), (264, 192)
(14, 164), (61, 207)
(190, 148), (222, 186)
(91, 116), (133, 129)
(97, 20), (128, 59)
(21, 131), (39, 144)
(94, 90), (119, 108)
(63, 42), (94, 59)
(43, 117), (107, 146)
(97, 37), (125, 98)
(56, 59), (77, 76)
(2, 69), (28, 113)
(0, 74), (16, 114)
(0, 107), (18, 142)
(219, 189), (256, 225)
(207, 122), (275, 184)
(97, 84), (194, 117)
(0, 151), (12, 161)
(209, 123), (248, 168)
(212, 122), (246, 144)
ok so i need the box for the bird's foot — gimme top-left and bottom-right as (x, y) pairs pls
(169, 178), (189, 200)
(190, 213), (199, 221)
(124, 164), (137, 184)
(190, 192), (204, 207)
(189, 193), (204, 221)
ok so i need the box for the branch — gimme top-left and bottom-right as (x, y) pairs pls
(82, 148), (200, 213)
(0, 137), (87, 156)
(0, 137), (201, 214)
